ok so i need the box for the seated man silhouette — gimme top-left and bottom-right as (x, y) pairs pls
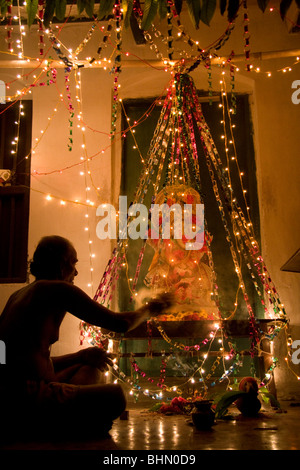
(0, 235), (171, 440)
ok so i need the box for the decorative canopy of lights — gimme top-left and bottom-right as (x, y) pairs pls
(80, 71), (296, 400)
(1, 0), (300, 401)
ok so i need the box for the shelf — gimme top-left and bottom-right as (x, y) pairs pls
(115, 318), (285, 340)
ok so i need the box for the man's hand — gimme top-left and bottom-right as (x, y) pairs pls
(117, 292), (175, 332)
(81, 347), (114, 372)
(145, 292), (174, 317)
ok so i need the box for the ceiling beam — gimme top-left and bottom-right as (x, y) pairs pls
(0, 49), (299, 69)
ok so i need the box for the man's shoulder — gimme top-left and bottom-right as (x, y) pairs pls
(31, 280), (85, 299)
(32, 280), (76, 294)
(32, 279), (73, 288)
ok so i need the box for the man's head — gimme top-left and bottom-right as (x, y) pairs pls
(30, 235), (78, 282)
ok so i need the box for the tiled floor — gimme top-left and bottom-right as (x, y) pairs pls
(2, 396), (300, 452)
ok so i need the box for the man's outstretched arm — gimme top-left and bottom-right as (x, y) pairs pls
(36, 280), (172, 333)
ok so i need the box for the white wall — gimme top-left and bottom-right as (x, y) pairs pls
(0, 4), (299, 397)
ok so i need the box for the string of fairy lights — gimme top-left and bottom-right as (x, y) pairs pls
(1, 2), (300, 400)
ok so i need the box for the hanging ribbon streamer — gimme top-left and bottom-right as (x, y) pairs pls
(130, 241), (147, 301)
(111, 1), (122, 140)
(74, 23), (96, 58)
(205, 58), (213, 105)
(94, 20), (113, 61)
(5, 1), (13, 53)
(227, 51), (236, 114)
(243, 0), (251, 71)
(166, 2), (174, 61)
(48, 28), (74, 69)
(159, 355), (167, 389)
(230, 65), (236, 114)
(38, 0), (45, 56)
(65, 71), (75, 151)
